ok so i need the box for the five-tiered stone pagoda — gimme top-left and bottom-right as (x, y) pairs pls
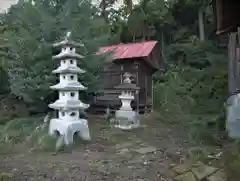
(49, 32), (91, 145)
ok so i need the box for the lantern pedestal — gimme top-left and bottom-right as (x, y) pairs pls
(115, 110), (139, 130)
(49, 118), (90, 145)
(114, 84), (140, 130)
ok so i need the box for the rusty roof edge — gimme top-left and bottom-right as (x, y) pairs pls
(97, 40), (159, 61)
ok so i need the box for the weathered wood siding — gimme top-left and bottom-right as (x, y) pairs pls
(138, 59), (154, 106)
(100, 62), (122, 88)
(214, 0), (240, 34)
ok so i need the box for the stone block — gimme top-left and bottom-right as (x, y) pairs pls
(166, 170), (178, 178)
(191, 164), (218, 180)
(133, 146), (157, 154)
(117, 148), (129, 154)
(174, 171), (197, 181)
(115, 142), (133, 149)
(207, 170), (226, 181)
(171, 163), (191, 175)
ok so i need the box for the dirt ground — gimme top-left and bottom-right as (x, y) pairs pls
(0, 115), (220, 181)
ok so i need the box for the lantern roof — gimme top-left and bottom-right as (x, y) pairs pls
(52, 51), (84, 60)
(53, 31), (84, 48)
(50, 82), (86, 91)
(115, 83), (139, 90)
(52, 66), (85, 74)
(49, 100), (89, 110)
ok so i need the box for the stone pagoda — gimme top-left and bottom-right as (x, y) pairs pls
(114, 72), (140, 130)
(48, 32), (91, 145)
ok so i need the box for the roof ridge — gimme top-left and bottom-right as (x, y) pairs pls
(103, 40), (157, 48)
(98, 40), (158, 60)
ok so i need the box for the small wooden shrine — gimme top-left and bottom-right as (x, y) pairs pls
(213, 0), (240, 95)
(91, 40), (163, 114)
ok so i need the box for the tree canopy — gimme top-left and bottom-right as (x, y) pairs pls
(0, 0), (227, 116)
(0, 0), (113, 111)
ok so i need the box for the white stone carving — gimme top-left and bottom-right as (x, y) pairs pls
(48, 32), (91, 145)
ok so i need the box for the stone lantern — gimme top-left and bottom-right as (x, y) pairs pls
(114, 72), (140, 130)
(48, 32), (91, 145)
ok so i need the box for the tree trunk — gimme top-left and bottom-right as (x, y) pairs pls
(198, 8), (205, 41)
(100, 0), (109, 23)
(161, 30), (164, 55)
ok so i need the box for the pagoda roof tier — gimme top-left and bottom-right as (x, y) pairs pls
(53, 39), (84, 48)
(115, 83), (139, 90)
(49, 100), (89, 110)
(50, 82), (86, 91)
(52, 66), (85, 74)
(52, 51), (84, 60)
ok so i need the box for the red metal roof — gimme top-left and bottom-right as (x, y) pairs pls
(99, 40), (158, 60)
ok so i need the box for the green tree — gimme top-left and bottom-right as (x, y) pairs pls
(0, 0), (111, 112)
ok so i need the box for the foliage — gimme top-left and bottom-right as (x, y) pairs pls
(0, 117), (43, 143)
(0, 68), (10, 95)
(0, 0), (112, 112)
(86, 0), (228, 144)
(0, 112), (17, 125)
(0, 116), (59, 153)
(34, 134), (57, 152)
(188, 118), (217, 144)
(152, 38), (227, 144)
(0, 0), (228, 147)
(0, 172), (11, 181)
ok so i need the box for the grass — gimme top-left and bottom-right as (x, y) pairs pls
(0, 116), (59, 154)
(0, 172), (12, 181)
(0, 111), (232, 179)
(0, 112), (229, 180)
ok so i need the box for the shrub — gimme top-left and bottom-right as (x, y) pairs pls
(0, 172), (11, 181)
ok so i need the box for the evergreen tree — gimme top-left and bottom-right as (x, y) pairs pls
(0, 0), (111, 112)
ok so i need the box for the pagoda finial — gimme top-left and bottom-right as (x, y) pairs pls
(53, 31), (84, 48)
(65, 31), (72, 40)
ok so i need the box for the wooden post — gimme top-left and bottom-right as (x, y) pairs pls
(237, 28), (240, 90)
(120, 65), (123, 83)
(134, 61), (139, 113)
(145, 75), (148, 113)
(151, 77), (154, 112)
(136, 69), (139, 113)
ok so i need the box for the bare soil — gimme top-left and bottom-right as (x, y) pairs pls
(0, 115), (219, 181)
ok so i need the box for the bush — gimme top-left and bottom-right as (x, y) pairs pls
(0, 117), (43, 143)
(188, 119), (216, 144)
(0, 67), (10, 95)
(0, 113), (15, 125)
(0, 172), (11, 181)
(152, 40), (227, 145)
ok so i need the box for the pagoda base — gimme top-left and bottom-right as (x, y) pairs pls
(49, 118), (91, 145)
(114, 109), (140, 130)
